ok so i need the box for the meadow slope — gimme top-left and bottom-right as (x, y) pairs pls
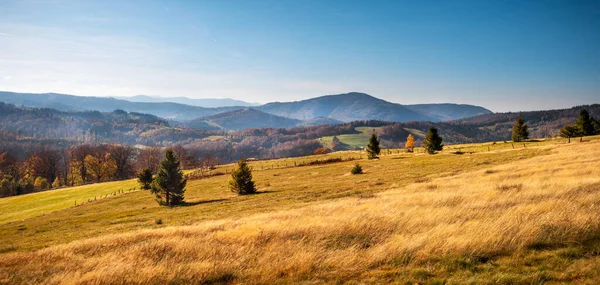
(1, 139), (599, 284)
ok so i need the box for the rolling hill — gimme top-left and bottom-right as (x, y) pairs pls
(0, 91), (239, 121)
(257, 92), (437, 122)
(1, 137), (599, 284)
(186, 108), (302, 130)
(0, 91), (492, 126)
(405, 103), (493, 121)
(116, 95), (259, 108)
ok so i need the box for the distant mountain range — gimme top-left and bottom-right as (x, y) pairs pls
(115, 95), (259, 108)
(0, 91), (492, 129)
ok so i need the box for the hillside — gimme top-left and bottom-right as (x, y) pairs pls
(0, 137), (599, 283)
(0, 91), (239, 121)
(116, 95), (258, 108)
(405, 103), (492, 121)
(186, 108), (302, 130)
(1, 91), (492, 124)
(257, 92), (437, 122)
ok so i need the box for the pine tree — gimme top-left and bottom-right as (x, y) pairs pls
(405, 134), (415, 152)
(137, 168), (153, 190)
(423, 127), (443, 154)
(576, 109), (595, 136)
(351, 163), (363, 175)
(366, 132), (381, 159)
(229, 158), (256, 195)
(151, 149), (187, 206)
(512, 116), (529, 142)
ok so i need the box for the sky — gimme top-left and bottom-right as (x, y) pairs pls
(0, 0), (599, 112)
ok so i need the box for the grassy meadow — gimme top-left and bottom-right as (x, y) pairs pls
(0, 137), (599, 284)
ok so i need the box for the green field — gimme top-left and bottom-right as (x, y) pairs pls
(320, 126), (383, 148)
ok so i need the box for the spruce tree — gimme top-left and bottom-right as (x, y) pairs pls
(576, 109), (595, 136)
(229, 158), (256, 195)
(366, 132), (381, 159)
(151, 149), (186, 206)
(512, 116), (529, 142)
(423, 127), (443, 154)
(137, 168), (153, 190)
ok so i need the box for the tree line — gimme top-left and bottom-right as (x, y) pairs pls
(0, 143), (218, 198)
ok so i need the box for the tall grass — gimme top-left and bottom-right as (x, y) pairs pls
(1, 141), (600, 284)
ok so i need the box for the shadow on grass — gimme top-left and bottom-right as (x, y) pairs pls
(181, 198), (228, 207)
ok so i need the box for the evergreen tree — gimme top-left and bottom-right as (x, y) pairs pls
(423, 127), (443, 154)
(137, 168), (153, 190)
(512, 116), (529, 142)
(151, 149), (186, 206)
(229, 158), (256, 195)
(405, 134), (415, 152)
(351, 163), (363, 175)
(366, 132), (381, 159)
(576, 109), (595, 136)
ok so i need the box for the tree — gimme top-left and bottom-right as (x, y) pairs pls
(51, 177), (60, 189)
(85, 154), (117, 183)
(423, 127), (443, 154)
(229, 158), (256, 195)
(576, 109), (595, 136)
(405, 134), (415, 152)
(137, 147), (163, 174)
(313, 147), (329, 155)
(512, 116), (529, 142)
(366, 132), (381, 159)
(151, 149), (187, 206)
(137, 168), (153, 190)
(560, 124), (582, 143)
(109, 145), (135, 180)
(34, 177), (49, 191)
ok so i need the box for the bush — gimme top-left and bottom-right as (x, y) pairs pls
(313, 147), (329, 155)
(351, 163), (363, 175)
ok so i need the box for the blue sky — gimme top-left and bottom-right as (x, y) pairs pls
(0, 0), (599, 112)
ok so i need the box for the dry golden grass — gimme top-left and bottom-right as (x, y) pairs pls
(1, 140), (600, 284)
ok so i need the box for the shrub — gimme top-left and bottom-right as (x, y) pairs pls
(313, 147), (329, 155)
(351, 163), (363, 175)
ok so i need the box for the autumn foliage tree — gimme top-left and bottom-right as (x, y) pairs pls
(84, 154), (117, 183)
(405, 134), (415, 152)
(313, 147), (329, 155)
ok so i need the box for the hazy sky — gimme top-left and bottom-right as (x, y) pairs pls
(0, 0), (599, 112)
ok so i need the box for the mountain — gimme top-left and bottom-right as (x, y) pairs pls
(0, 91), (492, 125)
(116, 95), (259, 108)
(186, 108), (301, 130)
(405, 104), (492, 121)
(0, 91), (240, 121)
(256, 92), (436, 122)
